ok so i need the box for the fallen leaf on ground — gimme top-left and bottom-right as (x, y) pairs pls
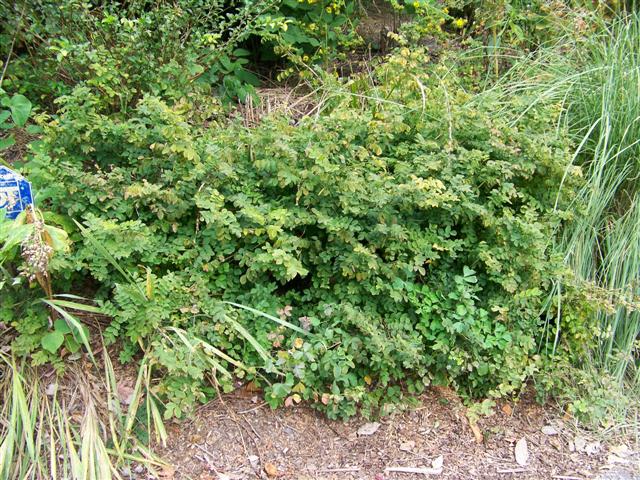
(548, 436), (562, 451)
(610, 444), (630, 456)
(541, 425), (558, 435)
(248, 455), (259, 470)
(117, 382), (135, 405)
(469, 421), (483, 444)
(399, 440), (415, 452)
(432, 455), (444, 470)
(45, 383), (57, 396)
(158, 465), (176, 479)
(515, 437), (529, 466)
(584, 441), (601, 455)
(264, 462), (278, 477)
(501, 404), (513, 416)
(358, 422), (381, 436)
(607, 453), (631, 465)
(574, 436), (587, 452)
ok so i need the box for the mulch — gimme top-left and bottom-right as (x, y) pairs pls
(155, 387), (640, 480)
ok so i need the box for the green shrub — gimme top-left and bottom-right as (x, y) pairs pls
(24, 47), (575, 418)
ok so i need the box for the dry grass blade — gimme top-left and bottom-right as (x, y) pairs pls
(0, 349), (169, 480)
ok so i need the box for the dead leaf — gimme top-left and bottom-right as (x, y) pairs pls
(399, 440), (415, 452)
(158, 465), (176, 479)
(607, 454), (631, 465)
(549, 436), (562, 451)
(248, 455), (260, 471)
(117, 382), (135, 405)
(469, 421), (483, 444)
(501, 403), (513, 416)
(574, 436), (587, 452)
(514, 437), (529, 466)
(432, 455), (444, 470)
(357, 422), (381, 436)
(45, 383), (58, 396)
(610, 444), (630, 457)
(321, 393), (330, 405)
(284, 394), (301, 407)
(584, 441), (601, 455)
(541, 425), (558, 435)
(264, 462), (278, 477)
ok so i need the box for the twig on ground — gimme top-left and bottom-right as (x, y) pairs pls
(316, 467), (361, 473)
(385, 466), (443, 475)
(237, 402), (267, 414)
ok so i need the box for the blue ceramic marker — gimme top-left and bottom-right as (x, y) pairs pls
(0, 166), (33, 219)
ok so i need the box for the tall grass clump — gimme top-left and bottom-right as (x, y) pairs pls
(556, 13), (640, 389)
(487, 12), (640, 401)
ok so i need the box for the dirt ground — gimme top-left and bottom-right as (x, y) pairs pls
(156, 387), (639, 480)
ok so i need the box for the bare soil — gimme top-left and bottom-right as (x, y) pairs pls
(157, 387), (640, 480)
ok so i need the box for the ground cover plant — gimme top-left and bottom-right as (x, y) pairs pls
(1, 0), (638, 477)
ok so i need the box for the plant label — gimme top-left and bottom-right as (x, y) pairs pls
(0, 166), (33, 219)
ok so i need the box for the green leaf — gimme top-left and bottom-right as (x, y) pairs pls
(54, 318), (72, 334)
(271, 383), (290, 398)
(233, 48), (251, 57)
(0, 135), (15, 150)
(41, 299), (94, 362)
(41, 331), (65, 353)
(462, 266), (477, 283)
(188, 63), (204, 76)
(9, 94), (32, 127)
(0, 110), (10, 123)
(235, 68), (260, 86)
(65, 336), (81, 353)
(25, 124), (43, 135)
(44, 224), (71, 253)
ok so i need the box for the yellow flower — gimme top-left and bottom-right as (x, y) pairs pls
(454, 18), (467, 28)
(326, 6), (332, 13)
(413, 1), (420, 7)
